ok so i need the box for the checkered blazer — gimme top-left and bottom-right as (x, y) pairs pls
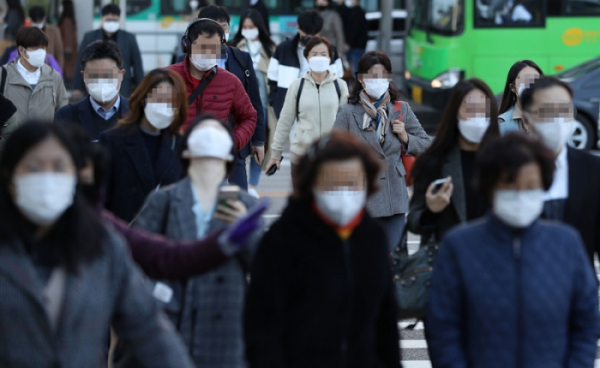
(0, 224), (195, 368)
(128, 177), (260, 368)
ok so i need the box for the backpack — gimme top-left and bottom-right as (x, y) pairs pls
(229, 46), (250, 93)
(296, 77), (342, 119)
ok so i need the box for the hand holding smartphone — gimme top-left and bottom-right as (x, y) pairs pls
(266, 156), (283, 176)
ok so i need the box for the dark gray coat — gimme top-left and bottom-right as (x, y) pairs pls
(0, 224), (194, 368)
(333, 101), (431, 217)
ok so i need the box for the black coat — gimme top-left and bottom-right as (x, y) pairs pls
(337, 4), (368, 49)
(244, 198), (400, 368)
(99, 125), (182, 222)
(564, 147), (600, 263)
(54, 96), (129, 141)
(74, 29), (144, 97)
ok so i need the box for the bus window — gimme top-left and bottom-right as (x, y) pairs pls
(94, 0), (152, 17)
(412, 0), (464, 35)
(474, 0), (545, 27)
(161, 0), (192, 15)
(565, 0), (600, 14)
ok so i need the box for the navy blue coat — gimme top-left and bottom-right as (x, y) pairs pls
(176, 46), (265, 158)
(54, 96), (129, 141)
(99, 125), (182, 222)
(426, 214), (600, 368)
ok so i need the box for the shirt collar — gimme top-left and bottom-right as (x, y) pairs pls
(512, 103), (523, 121)
(89, 94), (120, 113)
(556, 144), (568, 168)
(17, 58), (41, 81)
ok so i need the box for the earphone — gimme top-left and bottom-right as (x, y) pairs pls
(181, 18), (227, 54)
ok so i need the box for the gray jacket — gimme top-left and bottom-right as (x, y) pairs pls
(334, 102), (431, 217)
(125, 177), (260, 368)
(3, 60), (68, 123)
(320, 10), (346, 53)
(0, 224), (195, 368)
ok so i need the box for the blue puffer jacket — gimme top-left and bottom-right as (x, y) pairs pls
(426, 214), (600, 368)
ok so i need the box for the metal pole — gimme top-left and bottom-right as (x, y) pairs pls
(120, 0), (127, 29)
(379, 0), (393, 54)
(76, 0), (94, 44)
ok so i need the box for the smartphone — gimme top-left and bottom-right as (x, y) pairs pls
(431, 178), (448, 194)
(266, 156), (283, 176)
(217, 185), (240, 205)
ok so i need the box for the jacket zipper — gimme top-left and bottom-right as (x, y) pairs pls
(340, 239), (353, 368)
(513, 236), (523, 368)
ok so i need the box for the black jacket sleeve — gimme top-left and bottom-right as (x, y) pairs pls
(245, 52), (266, 145)
(129, 33), (145, 87)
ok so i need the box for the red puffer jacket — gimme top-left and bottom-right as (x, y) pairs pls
(167, 59), (257, 149)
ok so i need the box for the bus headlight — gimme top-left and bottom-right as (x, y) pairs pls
(431, 69), (462, 89)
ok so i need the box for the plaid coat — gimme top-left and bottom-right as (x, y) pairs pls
(117, 177), (259, 368)
(0, 224), (195, 368)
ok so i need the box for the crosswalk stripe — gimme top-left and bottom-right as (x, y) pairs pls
(400, 362), (432, 367)
(401, 340), (428, 349)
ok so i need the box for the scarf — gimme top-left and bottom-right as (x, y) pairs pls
(359, 90), (391, 145)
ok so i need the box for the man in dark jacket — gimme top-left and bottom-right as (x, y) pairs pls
(521, 76), (600, 265)
(175, 6), (265, 190)
(167, 19), (256, 151)
(337, 0), (368, 73)
(72, 4), (144, 99)
(267, 9), (344, 119)
(55, 40), (128, 141)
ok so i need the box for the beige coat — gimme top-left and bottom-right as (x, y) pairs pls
(320, 10), (346, 54)
(271, 71), (349, 163)
(44, 24), (65, 71)
(3, 60), (68, 123)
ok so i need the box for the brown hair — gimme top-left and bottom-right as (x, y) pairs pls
(303, 36), (333, 63)
(348, 50), (403, 104)
(293, 131), (381, 203)
(16, 26), (48, 49)
(118, 69), (188, 134)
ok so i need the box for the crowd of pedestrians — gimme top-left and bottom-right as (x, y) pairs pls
(1, 1), (600, 368)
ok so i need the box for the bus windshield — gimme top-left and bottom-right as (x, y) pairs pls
(412, 0), (464, 35)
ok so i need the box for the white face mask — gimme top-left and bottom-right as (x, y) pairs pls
(224, 33), (230, 41)
(189, 0), (199, 9)
(184, 126), (233, 160)
(345, 0), (355, 6)
(191, 54), (218, 71)
(494, 189), (544, 228)
(313, 187), (366, 227)
(363, 78), (390, 99)
(102, 20), (120, 34)
(242, 28), (259, 41)
(457, 116), (490, 144)
(86, 78), (120, 103)
(309, 56), (330, 73)
(24, 48), (46, 68)
(31, 21), (45, 29)
(517, 83), (527, 98)
(144, 102), (176, 130)
(532, 118), (574, 152)
(13, 173), (77, 226)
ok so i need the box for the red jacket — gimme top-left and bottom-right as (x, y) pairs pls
(167, 59), (257, 149)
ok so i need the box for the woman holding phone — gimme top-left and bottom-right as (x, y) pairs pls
(407, 78), (500, 244)
(113, 114), (263, 368)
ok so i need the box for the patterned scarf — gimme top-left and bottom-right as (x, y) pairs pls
(359, 90), (391, 145)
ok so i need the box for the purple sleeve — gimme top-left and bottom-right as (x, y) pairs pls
(103, 210), (231, 280)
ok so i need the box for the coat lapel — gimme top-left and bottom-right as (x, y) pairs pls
(0, 241), (46, 310)
(381, 102), (402, 154)
(172, 177), (199, 240)
(124, 128), (156, 193)
(441, 144), (467, 223)
(154, 132), (178, 187)
(57, 263), (95, 336)
(352, 109), (385, 156)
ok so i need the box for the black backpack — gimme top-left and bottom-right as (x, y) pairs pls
(296, 77), (342, 119)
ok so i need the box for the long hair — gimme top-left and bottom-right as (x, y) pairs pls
(58, 0), (76, 27)
(229, 9), (275, 57)
(498, 60), (543, 114)
(348, 51), (402, 104)
(0, 122), (105, 273)
(117, 69), (188, 135)
(411, 78), (500, 194)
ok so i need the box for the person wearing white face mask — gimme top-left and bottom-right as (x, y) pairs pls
(266, 36), (348, 182)
(72, 4), (144, 99)
(55, 40), (128, 141)
(0, 121), (198, 368)
(2, 26), (68, 123)
(520, 76), (600, 265)
(121, 115), (263, 368)
(408, 79), (499, 249)
(426, 133), (600, 368)
(29, 6), (64, 71)
(246, 132), (401, 367)
(335, 50), (430, 251)
(99, 69), (187, 222)
(498, 60), (543, 135)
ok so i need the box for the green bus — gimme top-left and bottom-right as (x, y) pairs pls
(404, 0), (600, 110)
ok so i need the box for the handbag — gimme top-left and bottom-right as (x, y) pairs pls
(391, 226), (439, 320)
(393, 101), (416, 186)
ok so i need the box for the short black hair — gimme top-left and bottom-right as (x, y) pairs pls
(101, 4), (121, 17)
(187, 19), (224, 46)
(521, 76), (574, 113)
(477, 133), (555, 201)
(28, 6), (46, 22)
(198, 5), (230, 24)
(80, 40), (123, 70)
(15, 26), (48, 49)
(297, 9), (323, 35)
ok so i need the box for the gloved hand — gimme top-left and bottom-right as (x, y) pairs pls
(218, 198), (270, 255)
